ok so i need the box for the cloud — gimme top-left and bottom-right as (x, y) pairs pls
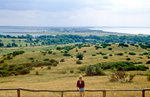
(0, 0), (150, 26)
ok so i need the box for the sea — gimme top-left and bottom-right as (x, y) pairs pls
(91, 27), (150, 35)
(0, 26), (150, 36)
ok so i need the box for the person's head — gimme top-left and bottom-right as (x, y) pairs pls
(79, 75), (82, 80)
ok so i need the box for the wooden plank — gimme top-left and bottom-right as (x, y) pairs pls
(61, 92), (64, 97)
(142, 90), (145, 97)
(103, 90), (106, 97)
(17, 89), (21, 97)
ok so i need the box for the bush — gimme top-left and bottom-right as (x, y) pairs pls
(12, 51), (25, 56)
(43, 58), (49, 61)
(129, 74), (136, 82)
(89, 62), (149, 71)
(63, 53), (71, 56)
(76, 53), (84, 60)
(126, 58), (131, 61)
(103, 56), (108, 59)
(48, 51), (52, 54)
(108, 48), (112, 50)
(92, 54), (96, 56)
(129, 52), (136, 55)
(0, 64), (31, 77)
(52, 62), (58, 67)
(97, 52), (106, 55)
(136, 65), (149, 71)
(60, 59), (65, 62)
(70, 70), (74, 73)
(83, 50), (87, 53)
(116, 53), (124, 56)
(109, 54), (112, 56)
(146, 60), (150, 64)
(118, 43), (128, 47)
(109, 71), (127, 82)
(78, 66), (86, 72)
(101, 43), (111, 48)
(35, 71), (39, 75)
(76, 60), (82, 64)
(19, 68), (30, 75)
(47, 66), (51, 70)
(0, 60), (4, 63)
(50, 59), (59, 64)
(85, 65), (105, 76)
(147, 75), (150, 81)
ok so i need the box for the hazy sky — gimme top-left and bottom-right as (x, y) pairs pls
(0, 0), (150, 26)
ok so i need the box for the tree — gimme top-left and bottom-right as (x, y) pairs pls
(76, 53), (84, 60)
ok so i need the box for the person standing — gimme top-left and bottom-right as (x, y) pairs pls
(77, 75), (85, 97)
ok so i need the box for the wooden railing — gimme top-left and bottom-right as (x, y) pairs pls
(0, 88), (150, 97)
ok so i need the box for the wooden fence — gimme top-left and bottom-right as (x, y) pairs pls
(0, 88), (150, 97)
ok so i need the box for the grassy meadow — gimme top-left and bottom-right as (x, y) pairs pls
(0, 43), (150, 97)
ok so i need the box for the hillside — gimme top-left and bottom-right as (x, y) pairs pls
(0, 43), (150, 97)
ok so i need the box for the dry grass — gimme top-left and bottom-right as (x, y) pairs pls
(0, 44), (150, 96)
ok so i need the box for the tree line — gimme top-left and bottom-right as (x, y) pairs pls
(0, 34), (150, 47)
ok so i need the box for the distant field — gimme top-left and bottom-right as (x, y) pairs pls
(0, 43), (150, 97)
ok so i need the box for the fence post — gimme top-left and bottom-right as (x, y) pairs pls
(103, 90), (106, 97)
(142, 89), (145, 97)
(17, 88), (21, 97)
(61, 91), (64, 97)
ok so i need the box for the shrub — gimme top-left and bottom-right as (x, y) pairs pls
(35, 71), (39, 75)
(109, 54), (112, 56)
(83, 50), (87, 53)
(60, 59), (65, 62)
(134, 62), (143, 64)
(141, 52), (149, 55)
(85, 65), (105, 76)
(101, 43), (111, 48)
(78, 66), (86, 72)
(103, 56), (108, 59)
(12, 51), (25, 56)
(118, 43), (128, 47)
(126, 58), (131, 61)
(52, 52), (56, 55)
(0, 64), (31, 77)
(29, 57), (34, 60)
(56, 47), (62, 50)
(129, 74), (136, 82)
(146, 60), (150, 64)
(108, 48), (112, 50)
(63, 53), (71, 56)
(50, 59), (59, 64)
(70, 70), (74, 73)
(109, 71), (127, 82)
(129, 52), (136, 55)
(147, 75), (150, 81)
(116, 53), (124, 56)
(19, 68), (30, 75)
(95, 45), (101, 50)
(136, 65), (149, 71)
(76, 53), (84, 60)
(52, 62), (58, 67)
(97, 52), (106, 55)
(0, 60), (4, 63)
(92, 54), (96, 56)
(48, 51), (52, 54)
(76, 60), (82, 64)
(47, 66), (51, 70)
(43, 58), (49, 61)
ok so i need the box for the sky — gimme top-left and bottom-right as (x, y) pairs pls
(0, 0), (150, 27)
